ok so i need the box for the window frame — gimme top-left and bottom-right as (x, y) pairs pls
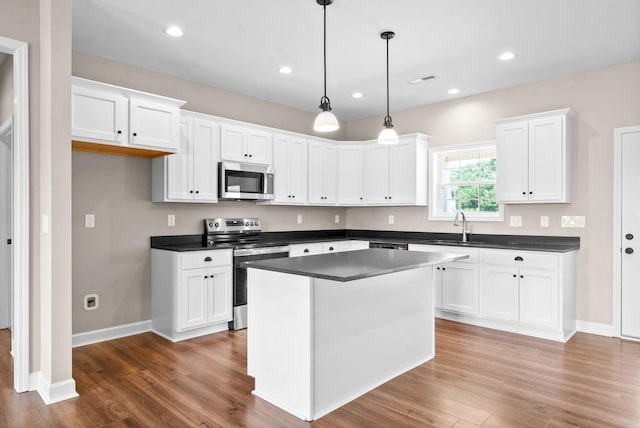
(428, 141), (504, 222)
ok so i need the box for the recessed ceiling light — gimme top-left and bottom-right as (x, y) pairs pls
(352, 92), (364, 99)
(278, 66), (292, 74)
(448, 88), (460, 95)
(498, 51), (516, 61)
(165, 26), (183, 37)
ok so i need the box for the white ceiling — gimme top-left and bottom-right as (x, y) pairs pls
(72, 0), (640, 122)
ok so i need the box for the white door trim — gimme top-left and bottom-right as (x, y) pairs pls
(612, 125), (640, 338)
(0, 36), (30, 393)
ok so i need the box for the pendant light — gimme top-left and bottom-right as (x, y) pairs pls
(378, 31), (399, 145)
(313, 0), (339, 132)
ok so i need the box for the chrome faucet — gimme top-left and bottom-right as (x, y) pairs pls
(453, 211), (470, 242)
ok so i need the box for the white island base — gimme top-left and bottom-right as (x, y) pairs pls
(247, 266), (434, 421)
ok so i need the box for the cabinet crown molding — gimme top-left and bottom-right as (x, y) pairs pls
(494, 108), (574, 125)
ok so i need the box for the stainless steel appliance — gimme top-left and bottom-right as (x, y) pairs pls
(369, 241), (409, 250)
(218, 162), (275, 201)
(204, 218), (289, 330)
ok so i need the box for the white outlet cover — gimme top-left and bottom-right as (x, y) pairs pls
(297, 214), (303, 224)
(85, 214), (95, 228)
(510, 216), (522, 227)
(388, 215), (395, 225)
(168, 214), (176, 227)
(561, 215), (586, 228)
(334, 214), (340, 224)
(540, 216), (549, 227)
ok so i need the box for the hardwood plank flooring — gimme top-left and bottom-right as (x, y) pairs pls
(1, 320), (640, 427)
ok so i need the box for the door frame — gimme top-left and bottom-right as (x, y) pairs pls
(612, 125), (640, 338)
(0, 117), (12, 330)
(0, 36), (30, 393)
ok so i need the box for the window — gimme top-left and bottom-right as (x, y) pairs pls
(429, 142), (503, 221)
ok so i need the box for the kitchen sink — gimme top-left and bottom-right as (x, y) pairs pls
(422, 239), (487, 246)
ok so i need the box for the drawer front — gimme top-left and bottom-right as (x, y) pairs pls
(181, 250), (233, 270)
(481, 249), (558, 270)
(289, 242), (325, 257)
(409, 244), (479, 264)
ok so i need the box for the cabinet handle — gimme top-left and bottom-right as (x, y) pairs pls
(303, 249), (309, 253)
(389, 196), (392, 199)
(288, 195), (291, 198)
(244, 154), (248, 157)
(132, 132), (137, 137)
(360, 197), (363, 200)
(436, 267), (440, 270)
(189, 190), (194, 194)
(514, 256), (523, 261)
(117, 130), (122, 135)
(520, 275), (524, 278)
(195, 190), (199, 194)
(204, 275), (208, 279)
(249, 154), (253, 157)
(329, 247), (334, 251)
(292, 195), (295, 198)
(204, 256), (212, 262)
(529, 191), (533, 195)
(522, 191), (526, 195)
(513, 274), (517, 278)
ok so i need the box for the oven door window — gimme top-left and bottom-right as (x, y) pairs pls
(224, 170), (264, 194)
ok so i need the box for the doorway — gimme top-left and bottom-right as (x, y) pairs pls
(0, 117), (12, 332)
(613, 125), (640, 340)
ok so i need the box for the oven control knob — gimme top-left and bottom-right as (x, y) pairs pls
(208, 222), (213, 227)
(214, 222), (219, 228)
(255, 221), (260, 227)
(245, 222), (249, 226)
(251, 222), (255, 226)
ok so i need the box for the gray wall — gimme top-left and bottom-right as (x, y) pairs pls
(346, 62), (640, 326)
(0, 54), (13, 123)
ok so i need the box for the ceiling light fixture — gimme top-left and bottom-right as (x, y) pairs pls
(498, 51), (516, 61)
(352, 92), (363, 99)
(313, 0), (339, 133)
(278, 66), (293, 74)
(378, 31), (398, 145)
(448, 88), (460, 95)
(165, 26), (183, 37)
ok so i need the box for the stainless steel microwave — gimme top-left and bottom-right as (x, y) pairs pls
(218, 162), (275, 201)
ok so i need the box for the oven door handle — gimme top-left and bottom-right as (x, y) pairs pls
(233, 246), (290, 257)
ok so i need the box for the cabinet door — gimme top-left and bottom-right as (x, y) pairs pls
(308, 140), (325, 203)
(129, 97), (180, 152)
(220, 124), (247, 162)
(246, 129), (272, 165)
(528, 116), (564, 202)
(338, 145), (364, 204)
(496, 121), (529, 202)
(519, 268), (559, 328)
(272, 136), (291, 203)
(364, 144), (390, 204)
(323, 144), (337, 203)
(192, 119), (219, 201)
(480, 264), (519, 321)
(289, 138), (308, 202)
(71, 85), (128, 144)
(207, 267), (232, 325)
(441, 263), (479, 314)
(388, 140), (416, 204)
(178, 268), (209, 331)
(167, 119), (194, 200)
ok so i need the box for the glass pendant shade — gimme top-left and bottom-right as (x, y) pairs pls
(378, 126), (399, 145)
(314, 110), (340, 132)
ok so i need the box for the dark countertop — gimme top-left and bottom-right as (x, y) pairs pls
(245, 248), (468, 282)
(150, 229), (580, 253)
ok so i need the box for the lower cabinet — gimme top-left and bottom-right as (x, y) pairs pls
(151, 249), (233, 341)
(289, 240), (370, 257)
(410, 244), (576, 342)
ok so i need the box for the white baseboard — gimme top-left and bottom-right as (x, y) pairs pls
(30, 371), (79, 405)
(575, 320), (615, 337)
(72, 320), (152, 347)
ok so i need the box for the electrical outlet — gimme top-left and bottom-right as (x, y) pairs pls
(84, 294), (99, 311)
(335, 214), (340, 224)
(540, 216), (549, 227)
(388, 215), (395, 225)
(168, 214), (175, 227)
(85, 214), (95, 228)
(510, 216), (522, 227)
(561, 216), (586, 228)
(297, 214), (303, 224)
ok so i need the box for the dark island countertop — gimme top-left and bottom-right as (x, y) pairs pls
(244, 248), (468, 282)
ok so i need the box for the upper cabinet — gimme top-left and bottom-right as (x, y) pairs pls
(495, 108), (573, 203)
(71, 77), (185, 157)
(220, 124), (272, 165)
(308, 140), (337, 204)
(271, 134), (308, 204)
(364, 134), (429, 206)
(152, 111), (219, 203)
(337, 144), (365, 205)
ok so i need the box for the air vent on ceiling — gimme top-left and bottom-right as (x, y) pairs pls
(408, 75), (437, 84)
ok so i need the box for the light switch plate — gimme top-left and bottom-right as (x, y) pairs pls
(85, 214), (95, 228)
(388, 215), (395, 225)
(510, 216), (522, 227)
(297, 214), (303, 224)
(561, 216), (586, 228)
(540, 216), (549, 227)
(168, 214), (175, 227)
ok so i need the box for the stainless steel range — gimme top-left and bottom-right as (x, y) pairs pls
(204, 218), (289, 330)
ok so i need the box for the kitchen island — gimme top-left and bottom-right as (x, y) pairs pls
(246, 248), (467, 421)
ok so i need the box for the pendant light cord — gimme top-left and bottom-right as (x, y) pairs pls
(323, 2), (327, 100)
(386, 35), (390, 119)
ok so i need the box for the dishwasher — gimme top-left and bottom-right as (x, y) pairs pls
(369, 241), (409, 250)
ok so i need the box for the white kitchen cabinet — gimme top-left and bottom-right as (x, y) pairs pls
(308, 140), (337, 204)
(496, 108), (573, 203)
(271, 134), (307, 204)
(152, 112), (219, 202)
(220, 123), (272, 165)
(289, 242), (325, 257)
(71, 77), (184, 156)
(337, 144), (365, 205)
(151, 249), (233, 342)
(289, 240), (370, 257)
(364, 134), (428, 205)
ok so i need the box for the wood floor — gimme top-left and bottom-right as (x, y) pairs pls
(2, 320), (640, 427)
